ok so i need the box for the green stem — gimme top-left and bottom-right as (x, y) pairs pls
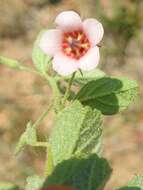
(21, 67), (61, 112)
(32, 142), (49, 148)
(0, 56), (42, 76)
(32, 103), (53, 129)
(19, 66), (42, 76)
(32, 141), (54, 176)
(43, 73), (61, 112)
(62, 72), (76, 106)
(44, 144), (54, 176)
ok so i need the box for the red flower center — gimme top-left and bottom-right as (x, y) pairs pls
(62, 30), (91, 60)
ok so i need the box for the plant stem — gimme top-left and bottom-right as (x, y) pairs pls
(19, 67), (61, 112)
(43, 73), (62, 112)
(62, 72), (76, 106)
(32, 142), (54, 176)
(30, 105), (54, 176)
(0, 56), (43, 76)
(32, 103), (53, 129)
(32, 142), (49, 147)
(19, 66), (43, 76)
(44, 144), (54, 176)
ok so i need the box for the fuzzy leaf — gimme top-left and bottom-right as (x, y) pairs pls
(43, 154), (112, 190)
(50, 101), (102, 165)
(74, 69), (106, 86)
(0, 182), (20, 190)
(74, 108), (102, 155)
(49, 101), (88, 165)
(76, 77), (139, 115)
(57, 69), (106, 101)
(15, 122), (37, 154)
(118, 175), (143, 190)
(25, 175), (45, 190)
(32, 30), (51, 73)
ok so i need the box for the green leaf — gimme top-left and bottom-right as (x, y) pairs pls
(15, 122), (37, 155)
(118, 175), (143, 190)
(0, 182), (20, 190)
(57, 69), (106, 101)
(32, 30), (51, 73)
(50, 101), (102, 165)
(25, 175), (45, 190)
(128, 175), (143, 188)
(49, 101), (88, 165)
(76, 77), (139, 115)
(74, 69), (106, 86)
(43, 154), (112, 190)
(74, 108), (102, 155)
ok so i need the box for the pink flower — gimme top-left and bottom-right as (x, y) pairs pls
(39, 11), (104, 76)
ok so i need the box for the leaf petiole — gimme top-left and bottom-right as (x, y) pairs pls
(62, 72), (76, 106)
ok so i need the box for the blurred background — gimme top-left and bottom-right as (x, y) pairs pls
(0, 0), (143, 189)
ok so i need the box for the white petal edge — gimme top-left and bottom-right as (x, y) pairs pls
(39, 29), (62, 57)
(55, 11), (82, 32)
(52, 52), (78, 76)
(77, 47), (100, 71)
(83, 18), (104, 46)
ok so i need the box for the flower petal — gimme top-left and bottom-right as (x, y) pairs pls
(78, 47), (100, 71)
(52, 52), (78, 76)
(55, 11), (82, 32)
(39, 29), (62, 56)
(83, 19), (104, 46)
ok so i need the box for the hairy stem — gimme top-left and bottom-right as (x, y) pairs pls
(32, 103), (53, 129)
(62, 72), (76, 106)
(31, 141), (54, 176)
(32, 142), (49, 148)
(0, 56), (42, 76)
(44, 144), (54, 176)
(43, 73), (62, 112)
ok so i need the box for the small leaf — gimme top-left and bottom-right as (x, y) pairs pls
(26, 175), (45, 190)
(0, 182), (20, 190)
(50, 101), (103, 165)
(15, 122), (37, 154)
(43, 154), (112, 190)
(76, 77), (139, 115)
(118, 175), (143, 190)
(0, 56), (21, 69)
(32, 30), (51, 73)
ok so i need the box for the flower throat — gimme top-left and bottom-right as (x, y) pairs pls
(62, 30), (91, 60)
